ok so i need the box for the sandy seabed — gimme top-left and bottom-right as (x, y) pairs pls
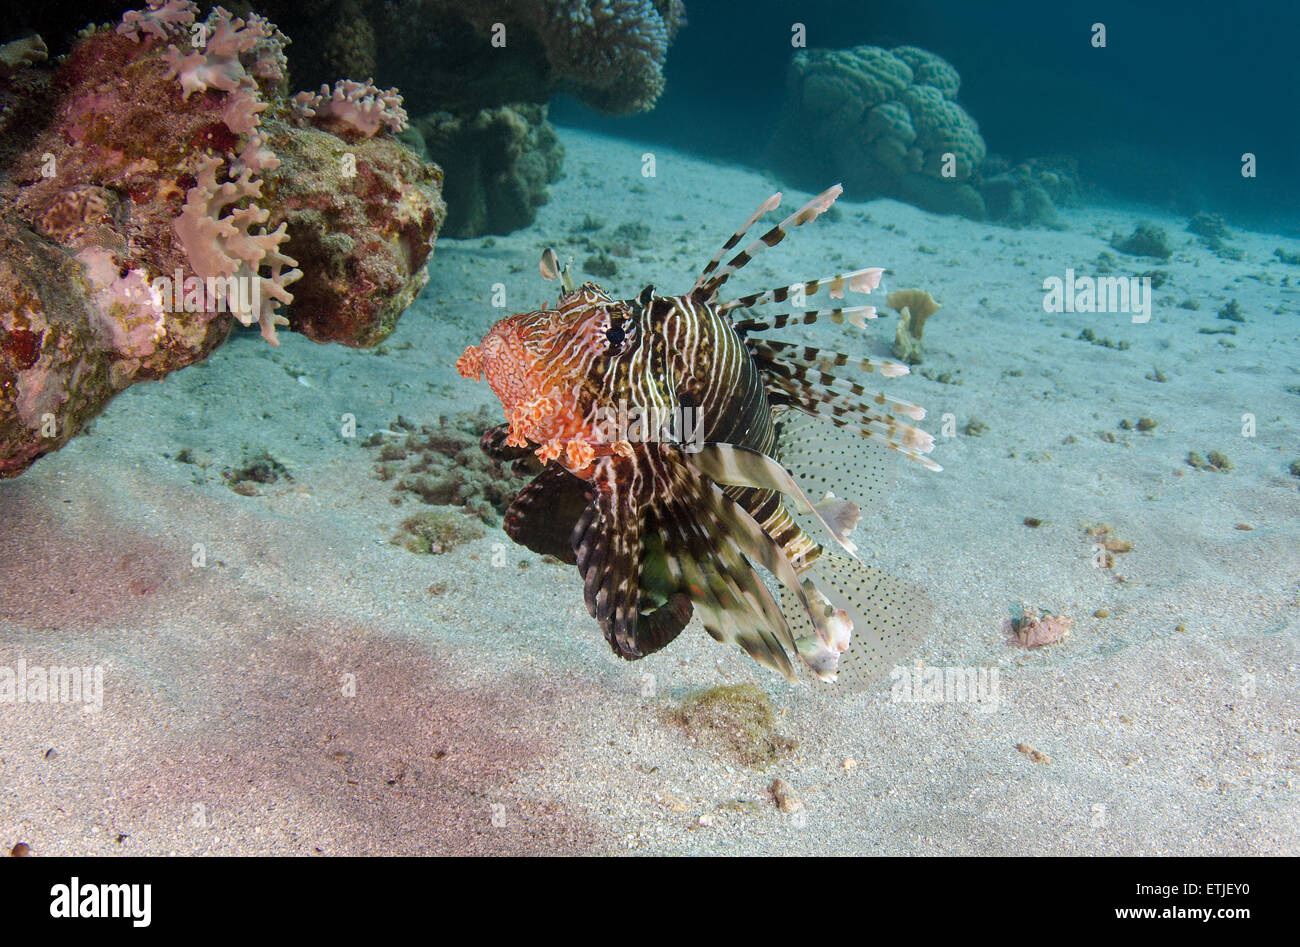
(2, 129), (1297, 855)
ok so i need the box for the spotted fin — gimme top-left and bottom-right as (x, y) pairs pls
(779, 553), (934, 690)
(690, 442), (861, 558)
(773, 407), (899, 519)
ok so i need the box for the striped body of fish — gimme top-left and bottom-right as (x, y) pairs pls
(457, 185), (940, 686)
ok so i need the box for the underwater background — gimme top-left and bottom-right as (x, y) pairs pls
(0, 1), (1296, 855)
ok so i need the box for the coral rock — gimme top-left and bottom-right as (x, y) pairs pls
(264, 119), (445, 347)
(261, 0), (686, 116)
(769, 44), (987, 218)
(417, 104), (562, 238)
(0, 4), (443, 477)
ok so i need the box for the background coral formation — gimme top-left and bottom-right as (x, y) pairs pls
(251, 0), (684, 237)
(765, 43), (1079, 226)
(768, 44), (987, 218)
(417, 104), (564, 238)
(0, 3), (443, 477)
(980, 155), (1080, 228)
(258, 0), (686, 116)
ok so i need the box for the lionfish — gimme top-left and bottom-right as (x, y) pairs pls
(456, 185), (940, 687)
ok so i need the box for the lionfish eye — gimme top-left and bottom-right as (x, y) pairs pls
(604, 321), (627, 353)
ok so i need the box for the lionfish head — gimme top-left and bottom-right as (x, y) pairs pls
(458, 250), (648, 459)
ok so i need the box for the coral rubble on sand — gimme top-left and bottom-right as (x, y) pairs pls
(1110, 222), (1172, 260)
(1007, 605), (1073, 649)
(0, 2), (444, 478)
(664, 684), (796, 769)
(366, 410), (532, 525)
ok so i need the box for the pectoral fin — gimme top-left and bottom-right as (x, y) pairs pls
(691, 442), (861, 557)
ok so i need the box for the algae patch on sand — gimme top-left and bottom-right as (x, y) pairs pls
(393, 510), (486, 554)
(366, 407), (531, 524)
(664, 684), (796, 768)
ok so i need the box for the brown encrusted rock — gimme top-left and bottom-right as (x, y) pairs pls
(0, 218), (108, 478)
(1, 25), (246, 478)
(0, 7), (442, 478)
(263, 115), (445, 347)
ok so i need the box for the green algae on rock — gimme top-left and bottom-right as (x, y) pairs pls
(393, 510), (486, 554)
(1217, 299), (1245, 323)
(664, 684), (796, 769)
(1187, 450), (1232, 473)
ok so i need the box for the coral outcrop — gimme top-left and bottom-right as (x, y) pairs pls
(1110, 223), (1172, 260)
(264, 119), (444, 346)
(0, 2), (444, 478)
(768, 44), (987, 218)
(251, 0), (683, 236)
(980, 156), (1080, 229)
(417, 104), (564, 238)
(258, 0), (687, 116)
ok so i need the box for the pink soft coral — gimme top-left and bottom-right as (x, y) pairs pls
(117, 0), (198, 43)
(291, 78), (409, 138)
(172, 157), (301, 345)
(161, 6), (282, 99)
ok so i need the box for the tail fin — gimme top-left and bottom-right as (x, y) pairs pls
(780, 553), (934, 690)
(694, 185), (844, 301)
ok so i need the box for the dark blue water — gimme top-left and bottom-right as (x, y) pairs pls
(554, 0), (1299, 234)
